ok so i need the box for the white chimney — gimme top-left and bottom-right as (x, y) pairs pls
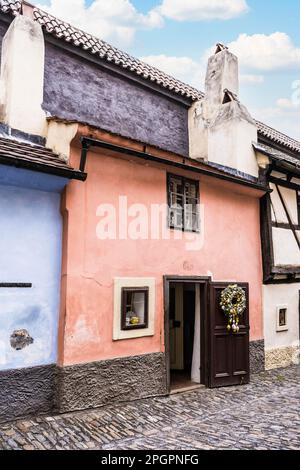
(189, 44), (258, 177)
(0, 10), (47, 137)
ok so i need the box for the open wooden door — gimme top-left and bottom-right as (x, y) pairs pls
(208, 282), (250, 388)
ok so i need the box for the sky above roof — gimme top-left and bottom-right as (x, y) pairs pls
(36, 0), (300, 141)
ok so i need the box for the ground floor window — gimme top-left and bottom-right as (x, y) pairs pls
(113, 278), (155, 340)
(121, 287), (149, 330)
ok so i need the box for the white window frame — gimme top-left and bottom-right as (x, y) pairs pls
(113, 278), (155, 340)
(276, 305), (289, 332)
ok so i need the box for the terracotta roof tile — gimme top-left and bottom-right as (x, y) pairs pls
(0, 0), (21, 15)
(2, 3), (300, 160)
(256, 120), (300, 154)
(253, 141), (300, 168)
(0, 135), (86, 180)
(33, 7), (203, 102)
(32, 9), (300, 156)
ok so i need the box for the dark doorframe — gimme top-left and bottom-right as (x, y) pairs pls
(163, 275), (211, 393)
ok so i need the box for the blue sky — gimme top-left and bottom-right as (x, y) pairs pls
(36, 0), (300, 139)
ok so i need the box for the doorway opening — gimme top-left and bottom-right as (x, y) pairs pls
(167, 278), (208, 393)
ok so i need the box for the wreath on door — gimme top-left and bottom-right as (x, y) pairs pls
(220, 284), (246, 333)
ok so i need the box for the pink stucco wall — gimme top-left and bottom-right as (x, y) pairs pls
(59, 146), (263, 366)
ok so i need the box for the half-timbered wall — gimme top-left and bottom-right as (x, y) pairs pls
(270, 183), (300, 266)
(263, 169), (300, 369)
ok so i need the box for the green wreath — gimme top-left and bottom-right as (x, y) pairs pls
(220, 284), (246, 333)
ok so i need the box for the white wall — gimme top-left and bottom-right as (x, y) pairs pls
(263, 284), (299, 369)
(0, 15), (46, 136)
(273, 227), (300, 266)
(208, 113), (258, 177)
(270, 184), (298, 225)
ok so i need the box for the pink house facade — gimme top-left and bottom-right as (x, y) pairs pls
(53, 123), (266, 411)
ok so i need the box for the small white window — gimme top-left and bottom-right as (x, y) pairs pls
(276, 305), (288, 332)
(113, 278), (155, 340)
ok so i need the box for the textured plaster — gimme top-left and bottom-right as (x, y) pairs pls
(43, 42), (189, 157)
(56, 353), (167, 413)
(0, 16), (46, 136)
(265, 345), (299, 370)
(249, 340), (265, 374)
(189, 48), (258, 177)
(0, 364), (56, 423)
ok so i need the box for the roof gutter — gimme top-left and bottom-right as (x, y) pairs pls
(80, 136), (270, 193)
(0, 152), (87, 181)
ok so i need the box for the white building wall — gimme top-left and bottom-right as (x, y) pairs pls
(270, 184), (298, 225)
(272, 227), (300, 266)
(0, 15), (47, 137)
(263, 284), (300, 369)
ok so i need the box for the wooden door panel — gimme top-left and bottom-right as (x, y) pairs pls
(232, 333), (249, 377)
(214, 334), (231, 378)
(209, 282), (250, 388)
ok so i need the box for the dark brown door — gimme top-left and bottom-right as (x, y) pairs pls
(208, 282), (250, 388)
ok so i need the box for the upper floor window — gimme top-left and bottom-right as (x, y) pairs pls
(167, 174), (200, 232)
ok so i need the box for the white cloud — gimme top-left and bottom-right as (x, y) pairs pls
(276, 98), (300, 110)
(250, 104), (300, 141)
(140, 54), (265, 89)
(228, 32), (300, 71)
(157, 0), (249, 21)
(240, 74), (264, 84)
(35, 0), (251, 48)
(140, 54), (205, 87)
(36, 0), (163, 47)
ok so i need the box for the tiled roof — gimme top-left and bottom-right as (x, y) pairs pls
(31, 9), (300, 154)
(256, 120), (300, 154)
(33, 7), (203, 101)
(2, 3), (300, 159)
(253, 141), (300, 169)
(0, 0), (21, 15)
(0, 135), (86, 180)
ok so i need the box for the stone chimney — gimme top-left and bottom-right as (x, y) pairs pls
(189, 44), (258, 177)
(0, 5), (47, 137)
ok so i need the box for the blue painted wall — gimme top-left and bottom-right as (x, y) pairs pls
(0, 165), (67, 371)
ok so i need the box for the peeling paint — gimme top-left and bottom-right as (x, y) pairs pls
(10, 329), (34, 350)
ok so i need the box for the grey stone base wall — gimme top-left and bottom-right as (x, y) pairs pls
(265, 345), (299, 370)
(249, 339), (265, 374)
(0, 353), (167, 423)
(0, 345), (265, 423)
(55, 352), (167, 414)
(0, 364), (56, 424)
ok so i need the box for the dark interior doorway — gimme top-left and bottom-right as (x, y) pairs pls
(168, 279), (207, 392)
(164, 276), (250, 393)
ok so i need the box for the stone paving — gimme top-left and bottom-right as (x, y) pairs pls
(0, 365), (299, 450)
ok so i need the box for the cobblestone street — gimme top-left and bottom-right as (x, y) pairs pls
(0, 365), (299, 450)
